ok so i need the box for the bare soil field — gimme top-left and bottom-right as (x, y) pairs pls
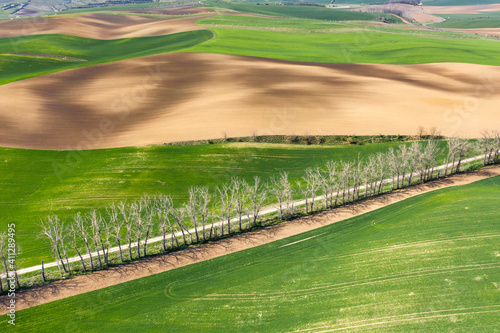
(1, 164), (499, 314)
(15, 3), (54, 17)
(357, 4), (442, 23)
(446, 28), (500, 37)
(423, 4), (500, 14)
(0, 12), (214, 39)
(1, 52), (499, 150)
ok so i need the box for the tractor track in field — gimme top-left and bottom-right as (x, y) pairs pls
(1, 164), (500, 314)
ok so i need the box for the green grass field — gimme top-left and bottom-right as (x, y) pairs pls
(3, 174), (499, 331)
(1, 141), (436, 268)
(0, 30), (212, 85)
(187, 25), (500, 65)
(210, 3), (402, 22)
(432, 12), (500, 29)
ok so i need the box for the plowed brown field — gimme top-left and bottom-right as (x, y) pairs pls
(1, 53), (499, 149)
(423, 4), (500, 14)
(0, 12), (214, 39)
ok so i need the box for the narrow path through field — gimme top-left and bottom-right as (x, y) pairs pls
(1, 164), (499, 314)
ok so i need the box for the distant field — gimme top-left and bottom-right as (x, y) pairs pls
(432, 12), (500, 28)
(0, 30), (212, 84)
(211, 3), (403, 22)
(4, 175), (499, 331)
(200, 14), (352, 30)
(187, 25), (500, 65)
(0, 141), (430, 267)
(422, 0), (500, 5)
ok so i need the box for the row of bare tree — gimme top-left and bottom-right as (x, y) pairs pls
(9, 134), (500, 285)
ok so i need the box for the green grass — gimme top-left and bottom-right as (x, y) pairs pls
(432, 12), (500, 29)
(0, 141), (447, 268)
(200, 14), (353, 30)
(210, 3), (403, 22)
(0, 30), (213, 85)
(186, 26), (500, 65)
(4, 174), (499, 331)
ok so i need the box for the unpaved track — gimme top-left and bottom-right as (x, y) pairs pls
(0, 12), (214, 39)
(1, 52), (500, 149)
(1, 165), (499, 314)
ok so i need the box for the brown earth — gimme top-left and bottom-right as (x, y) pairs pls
(14, 3), (54, 17)
(423, 4), (500, 14)
(0, 12), (214, 39)
(1, 164), (499, 314)
(356, 4), (443, 23)
(446, 28), (500, 38)
(1, 52), (499, 150)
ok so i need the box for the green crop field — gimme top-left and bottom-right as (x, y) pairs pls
(187, 24), (500, 65)
(1, 141), (438, 267)
(199, 14), (353, 30)
(3, 174), (499, 331)
(431, 12), (500, 29)
(209, 4), (402, 22)
(0, 30), (212, 85)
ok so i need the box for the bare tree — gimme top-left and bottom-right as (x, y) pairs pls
(198, 187), (211, 241)
(40, 216), (66, 276)
(118, 201), (135, 261)
(56, 219), (71, 276)
(445, 137), (460, 177)
(157, 195), (174, 252)
(387, 147), (402, 190)
(423, 140), (440, 182)
(454, 138), (473, 174)
(67, 224), (87, 272)
(88, 210), (104, 269)
(142, 196), (156, 257)
(397, 145), (409, 189)
(0, 235), (21, 289)
(323, 161), (338, 208)
(185, 187), (212, 243)
(270, 171), (294, 220)
(171, 207), (188, 246)
(298, 168), (320, 214)
(352, 160), (363, 201)
(406, 142), (421, 187)
(132, 196), (152, 259)
(339, 162), (353, 205)
(185, 189), (200, 244)
(364, 156), (376, 198)
(108, 204), (125, 263)
(232, 178), (247, 232)
(245, 176), (267, 229)
(375, 153), (387, 195)
(0, 233), (8, 291)
(216, 183), (234, 236)
(74, 212), (94, 271)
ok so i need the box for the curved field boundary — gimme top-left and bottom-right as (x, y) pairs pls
(1, 53), (87, 61)
(0, 12), (216, 39)
(1, 53), (499, 149)
(1, 162), (498, 314)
